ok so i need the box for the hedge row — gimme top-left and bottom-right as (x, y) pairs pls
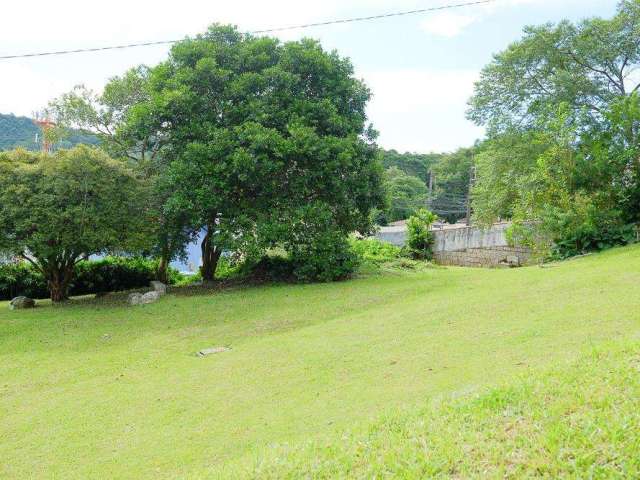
(0, 257), (182, 300)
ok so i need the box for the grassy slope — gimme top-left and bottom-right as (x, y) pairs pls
(1, 245), (640, 478)
(253, 343), (640, 478)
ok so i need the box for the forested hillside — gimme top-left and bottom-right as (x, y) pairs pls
(0, 114), (39, 150)
(380, 148), (474, 223)
(0, 113), (98, 151)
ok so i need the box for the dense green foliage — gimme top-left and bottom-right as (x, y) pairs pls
(119, 25), (383, 280)
(469, 1), (640, 257)
(0, 113), (98, 151)
(379, 148), (473, 223)
(349, 236), (402, 263)
(0, 146), (150, 301)
(381, 149), (441, 181)
(0, 257), (183, 300)
(383, 167), (428, 222)
(406, 209), (438, 259)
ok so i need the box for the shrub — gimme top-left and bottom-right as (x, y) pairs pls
(349, 236), (402, 263)
(551, 223), (638, 259)
(279, 204), (360, 283)
(290, 230), (359, 282)
(0, 262), (48, 300)
(406, 209), (438, 260)
(240, 254), (297, 283)
(0, 257), (183, 300)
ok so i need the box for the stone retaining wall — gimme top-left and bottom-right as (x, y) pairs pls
(434, 245), (531, 268)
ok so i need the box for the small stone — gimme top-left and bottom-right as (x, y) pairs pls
(150, 281), (167, 296)
(127, 293), (143, 306)
(9, 296), (36, 310)
(506, 255), (520, 266)
(197, 347), (231, 357)
(140, 291), (161, 304)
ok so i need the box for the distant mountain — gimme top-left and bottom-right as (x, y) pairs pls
(0, 113), (99, 151)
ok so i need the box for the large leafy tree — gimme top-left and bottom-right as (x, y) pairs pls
(0, 146), (149, 301)
(468, 0), (640, 135)
(47, 67), (196, 282)
(130, 25), (384, 280)
(468, 1), (640, 253)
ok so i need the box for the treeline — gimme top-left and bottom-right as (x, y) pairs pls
(0, 113), (98, 151)
(379, 147), (475, 224)
(468, 0), (640, 259)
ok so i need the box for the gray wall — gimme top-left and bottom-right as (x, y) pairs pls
(375, 222), (531, 267)
(432, 222), (512, 252)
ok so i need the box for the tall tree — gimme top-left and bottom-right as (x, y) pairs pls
(130, 25), (384, 280)
(468, 1), (640, 253)
(468, 0), (640, 135)
(47, 67), (195, 282)
(0, 146), (149, 301)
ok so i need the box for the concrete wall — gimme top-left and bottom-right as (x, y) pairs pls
(375, 225), (408, 247)
(432, 222), (511, 252)
(375, 222), (531, 268)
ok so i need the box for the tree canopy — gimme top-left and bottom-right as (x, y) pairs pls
(124, 25), (384, 280)
(0, 146), (149, 301)
(468, 1), (640, 257)
(468, 0), (640, 135)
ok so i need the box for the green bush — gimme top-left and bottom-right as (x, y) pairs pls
(0, 262), (49, 300)
(285, 229), (357, 283)
(0, 257), (183, 300)
(349, 236), (402, 263)
(406, 209), (438, 260)
(552, 223), (638, 259)
(240, 254), (297, 283)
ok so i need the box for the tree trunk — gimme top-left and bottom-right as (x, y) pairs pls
(157, 247), (170, 284)
(200, 226), (222, 282)
(48, 266), (73, 303)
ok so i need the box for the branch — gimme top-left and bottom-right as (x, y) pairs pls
(560, 48), (626, 95)
(19, 252), (45, 275)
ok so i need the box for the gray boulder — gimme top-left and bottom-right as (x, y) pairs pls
(150, 281), (167, 296)
(128, 291), (160, 306)
(141, 291), (161, 304)
(127, 293), (143, 306)
(9, 296), (36, 310)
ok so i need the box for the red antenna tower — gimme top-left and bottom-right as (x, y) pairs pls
(33, 114), (56, 153)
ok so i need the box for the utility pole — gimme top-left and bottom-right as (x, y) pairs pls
(427, 169), (434, 210)
(465, 164), (476, 226)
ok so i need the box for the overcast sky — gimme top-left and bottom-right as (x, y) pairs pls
(0, 0), (618, 153)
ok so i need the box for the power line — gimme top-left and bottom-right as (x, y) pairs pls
(0, 0), (495, 60)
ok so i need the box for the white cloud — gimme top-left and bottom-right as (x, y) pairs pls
(0, 64), (66, 117)
(420, 13), (477, 38)
(363, 69), (484, 152)
(418, 0), (587, 38)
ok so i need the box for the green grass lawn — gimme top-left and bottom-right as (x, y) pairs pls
(2, 245), (640, 478)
